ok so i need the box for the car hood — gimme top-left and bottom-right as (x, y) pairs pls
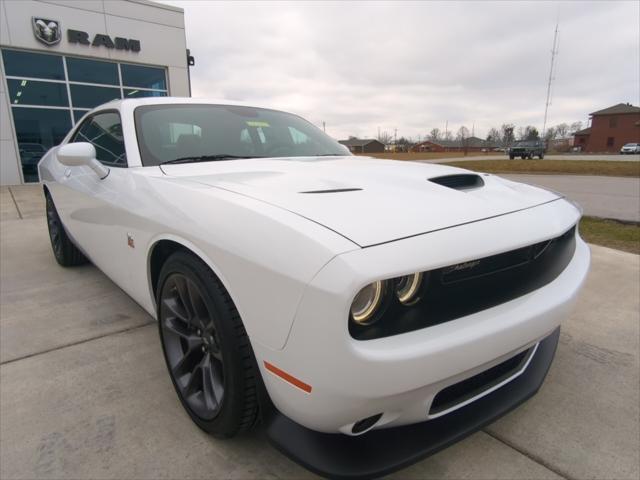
(161, 156), (560, 247)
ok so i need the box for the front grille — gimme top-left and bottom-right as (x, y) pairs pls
(351, 226), (576, 340)
(429, 346), (533, 416)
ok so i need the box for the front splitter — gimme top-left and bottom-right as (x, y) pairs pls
(265, 327), (560, 479)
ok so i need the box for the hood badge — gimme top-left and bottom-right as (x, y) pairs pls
(127, 233), (135, 249)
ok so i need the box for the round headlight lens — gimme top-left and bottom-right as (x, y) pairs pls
(396, 273), (424, 305)
(351, 281), (384, 325)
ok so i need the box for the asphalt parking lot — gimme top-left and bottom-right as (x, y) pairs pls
(502, 174), (640, 222)
(1, 185), (639, 480)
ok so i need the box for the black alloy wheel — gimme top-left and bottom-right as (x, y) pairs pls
(46, 195), (63, 259)
(157, 251), (259, 437)
(160, 273), (225, 420)
(45, 193), (87, 267)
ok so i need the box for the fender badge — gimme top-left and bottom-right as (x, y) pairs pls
(127, 233), (135, 248)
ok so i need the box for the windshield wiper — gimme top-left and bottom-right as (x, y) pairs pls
(161, 154), (261, 165)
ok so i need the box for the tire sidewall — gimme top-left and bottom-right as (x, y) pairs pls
(156, 251), (249, 438)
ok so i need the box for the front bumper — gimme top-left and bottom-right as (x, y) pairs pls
(254, 199), (587, 436)
(266, 327), (560, 479)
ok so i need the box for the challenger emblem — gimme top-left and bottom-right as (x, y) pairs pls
(32, 17), (61, 46)
(127, 233), (135, 249)
(445, 259), (481, 273)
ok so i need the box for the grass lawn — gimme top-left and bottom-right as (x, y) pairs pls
(442, 160), (640, 177)
(365, 152), (469, 161)
(580, 217), (639, 254)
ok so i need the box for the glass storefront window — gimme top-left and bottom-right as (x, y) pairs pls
(123, 89), (167, 98)
(1, 49), (65, 80)
(7, 79), (68, 107)
(2, 48), (168, 183)
(10, 107), (72, 183)
(70, 84), (121, 109)
(66, 57), (119, 85)
(73, 110), (90, 123)
(121, 64), (166, 90)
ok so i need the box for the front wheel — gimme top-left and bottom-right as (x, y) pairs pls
(539, 153), (544, 159)
(157, 251), (259, 438)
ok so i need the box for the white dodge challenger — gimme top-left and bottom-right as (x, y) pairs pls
(39, 98), (590, 478)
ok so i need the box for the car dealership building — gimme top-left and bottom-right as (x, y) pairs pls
(0, 0), (191, 185)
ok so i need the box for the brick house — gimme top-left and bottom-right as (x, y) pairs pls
(338, 138), (386, 153)
(573, 103), (640, 152)
(412, 137), (498, 153)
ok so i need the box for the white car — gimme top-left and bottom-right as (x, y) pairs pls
(620, 143), (640, 154)
(39, 98), (590, 478)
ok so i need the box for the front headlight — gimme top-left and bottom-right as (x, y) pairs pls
(395, 272), (424, 305)
(351, 281), (385, 325)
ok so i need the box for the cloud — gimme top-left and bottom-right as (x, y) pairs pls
(163, 0), (639, 140)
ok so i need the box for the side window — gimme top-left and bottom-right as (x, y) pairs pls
(72, 112), (127, 167)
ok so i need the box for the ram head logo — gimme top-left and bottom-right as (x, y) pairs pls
(32, 17), (61, 46)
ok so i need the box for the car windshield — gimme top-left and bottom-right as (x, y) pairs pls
(513, 141), (539, 147)
(134, 104), (351, 166)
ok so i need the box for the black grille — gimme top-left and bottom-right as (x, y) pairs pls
(350, 226), (576, 340)
(429, 174), (484, 190)
(429, 347), (532, 415)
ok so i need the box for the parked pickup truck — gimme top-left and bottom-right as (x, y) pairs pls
(509, 141), (545, 159)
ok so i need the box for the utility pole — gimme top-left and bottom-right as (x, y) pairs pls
(542, 20), (560, 139)
(322, 121), (326, 133)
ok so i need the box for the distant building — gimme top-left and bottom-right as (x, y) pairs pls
(411, 136), (498, 153)
(572, 127), (591, 151)
(338, 138), (385, 153)
(573, 103), (640, 152)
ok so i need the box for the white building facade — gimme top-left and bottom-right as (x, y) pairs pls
(0, 0), (191, 185)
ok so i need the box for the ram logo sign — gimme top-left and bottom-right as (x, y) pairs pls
(32, 17), (61, 46)
(67, 29), (141, 52)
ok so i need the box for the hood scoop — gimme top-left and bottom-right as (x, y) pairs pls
(300, 188), (363, 194)
(429, 174), (484, 191)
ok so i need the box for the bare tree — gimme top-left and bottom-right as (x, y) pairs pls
(554, 123), (569, 139)
(501, 124), (515, 146)
(428, 128), (441, 141)
(569, 121), (584, 134)
(544, 126), (557, 142)
(486, 127), (501, 145)
(376, 130), (393, 145)
(443, 130), (453, 141)
(456, 126), (471, 155)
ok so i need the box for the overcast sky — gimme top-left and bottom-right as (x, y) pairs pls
(164, 1), (639, 141)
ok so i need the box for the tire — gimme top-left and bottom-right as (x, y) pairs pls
(539, 153), (544, 159)
(157, 251), (259, 438)
(509, 155), (515, 160)
(45, 193), (87, 267)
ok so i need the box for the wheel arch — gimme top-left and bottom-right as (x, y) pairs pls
(146, 235), (238, 317)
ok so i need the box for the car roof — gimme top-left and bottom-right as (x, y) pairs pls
(97, 96), (279, 111)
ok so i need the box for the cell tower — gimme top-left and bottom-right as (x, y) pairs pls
(542, 21), (560, 139)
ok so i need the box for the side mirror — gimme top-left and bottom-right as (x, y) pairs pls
(57, 142), (109, 179)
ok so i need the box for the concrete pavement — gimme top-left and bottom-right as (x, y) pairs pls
(502, 174), (640, 222)
(1, 186), (639, 480)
